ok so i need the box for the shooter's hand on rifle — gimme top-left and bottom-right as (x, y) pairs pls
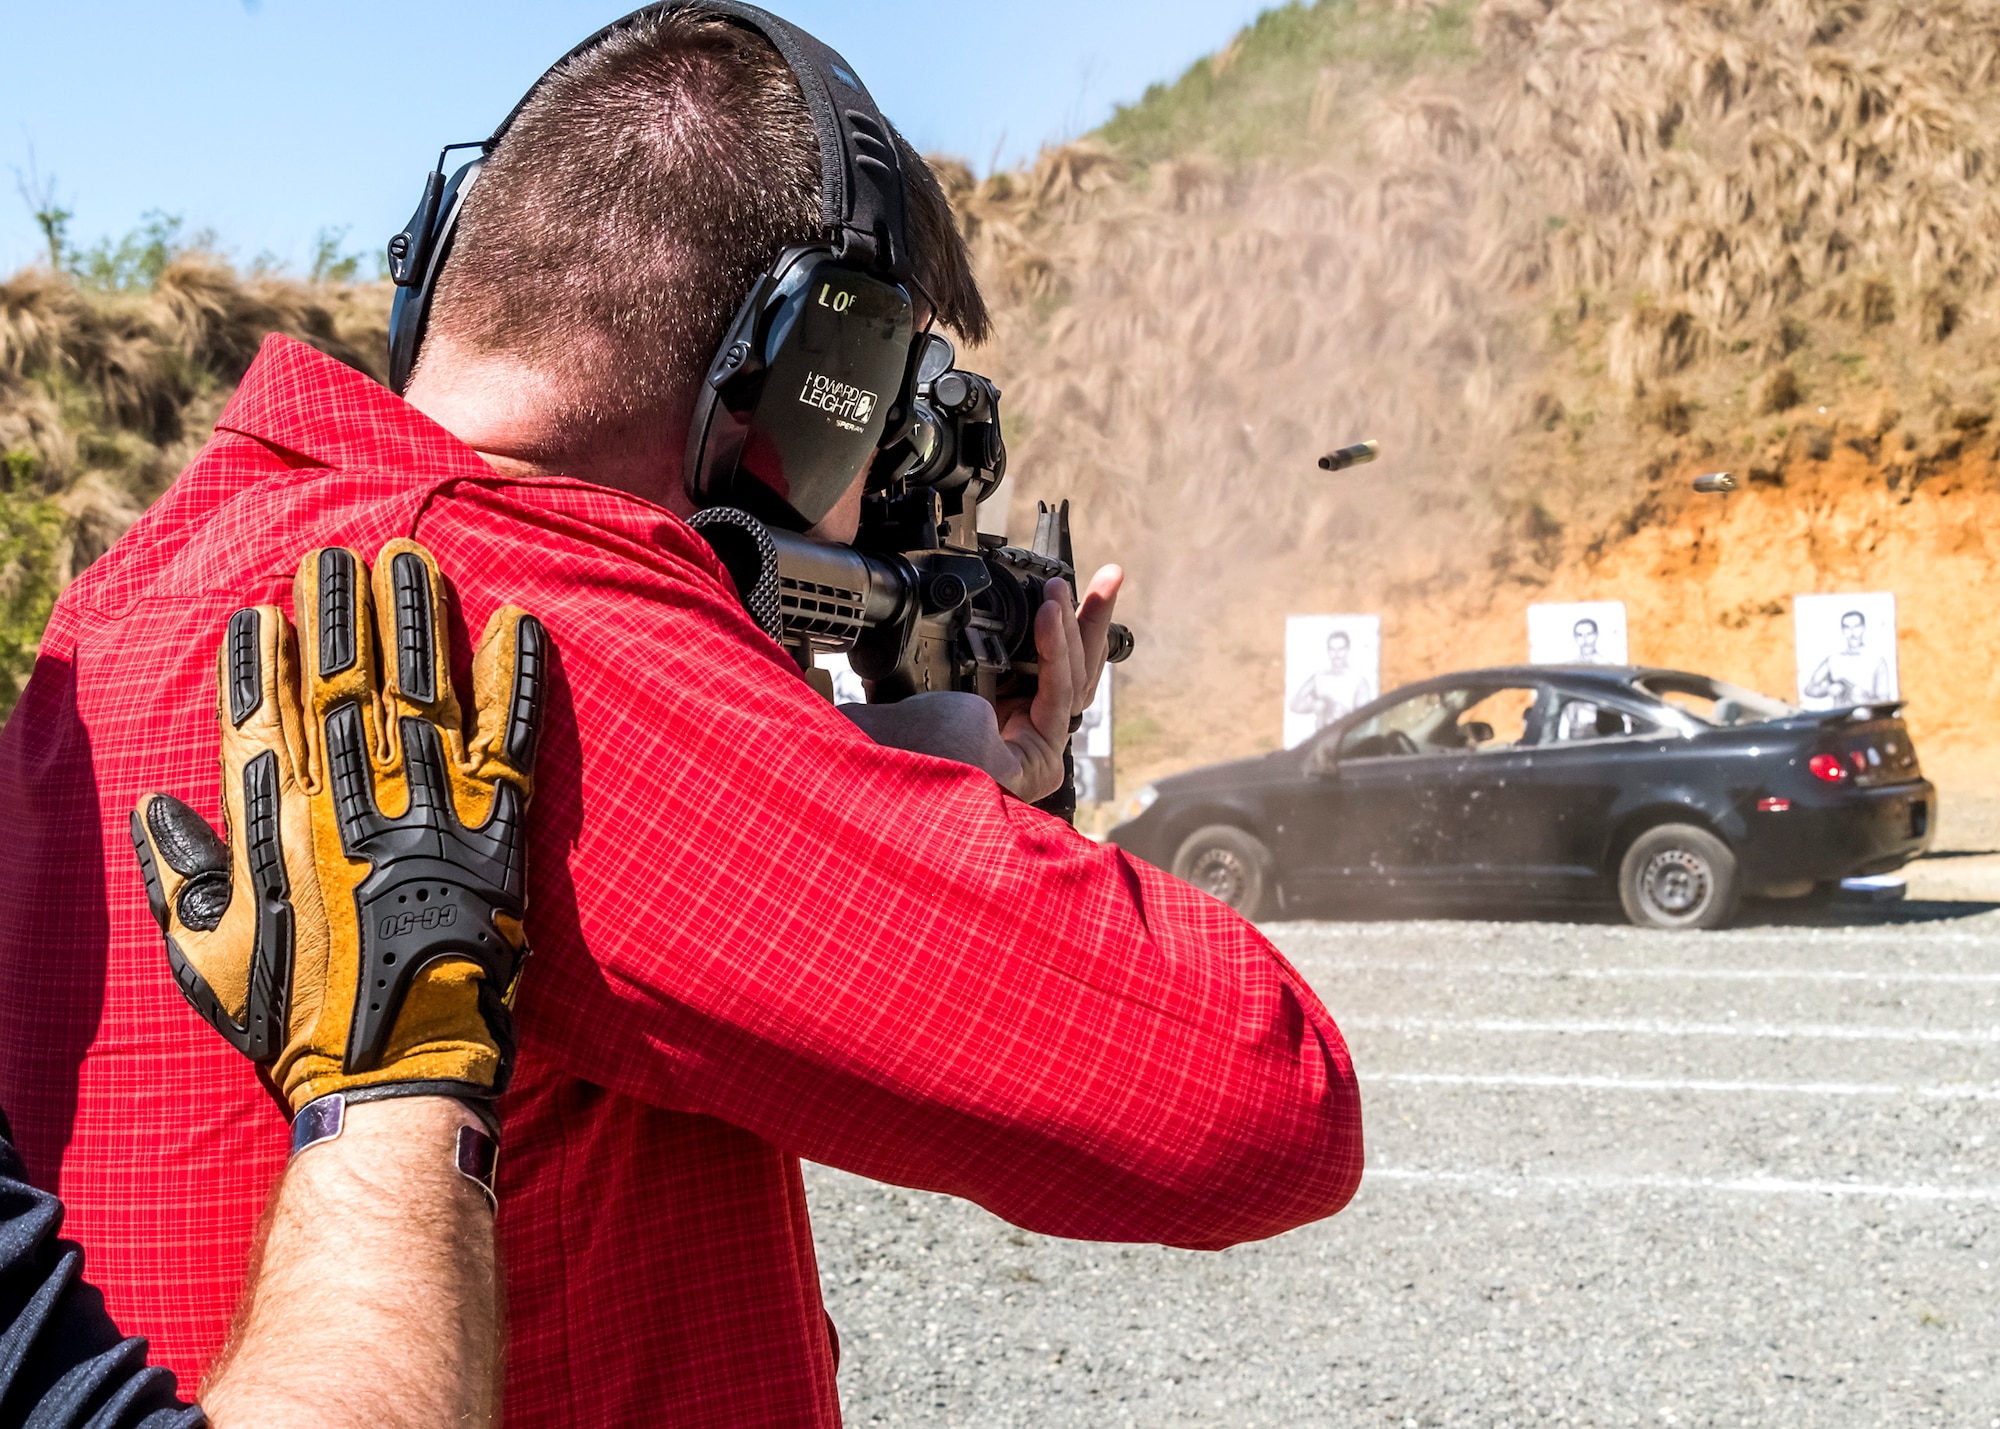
(992, 567), (1125, 801)
(844, 564), (1123, 803)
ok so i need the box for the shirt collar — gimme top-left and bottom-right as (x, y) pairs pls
(215, 334), (498, 482)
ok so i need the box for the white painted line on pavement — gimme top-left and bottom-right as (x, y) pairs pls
(1289, 924), (2000, 948)
(1346, 1015), (2000, 1044)
(1695, 932), (2000, 949)
(1366, 1166), (2000, 1203)
(1315, 960), (2000, 985)
(1370, 1070), (2000, 1099)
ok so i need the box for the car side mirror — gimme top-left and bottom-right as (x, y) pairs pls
(1306, 739), (1341, 775)
(1462, 720), (1495, 745)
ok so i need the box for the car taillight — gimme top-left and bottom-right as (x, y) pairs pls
(1850, 750), (1869, 773)
(1809, 753), (1849, 783)
(1758, 797), (1791, 812)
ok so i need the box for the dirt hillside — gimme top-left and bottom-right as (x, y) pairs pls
(955, 0), (2000, 798)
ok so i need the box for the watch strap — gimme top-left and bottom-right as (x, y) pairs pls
(290, 1092), (499, 1211)
(290, 1090), (347, 1154)
(455, 1123), (500, 1212)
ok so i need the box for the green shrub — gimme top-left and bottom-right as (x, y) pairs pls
(1100, 0), (1476, 166)
(69, 210), (196, 292)
(0, 492), (65, 707)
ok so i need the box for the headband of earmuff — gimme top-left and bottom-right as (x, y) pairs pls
(492, 1), (911, 280)
(386, 1), (921, 531)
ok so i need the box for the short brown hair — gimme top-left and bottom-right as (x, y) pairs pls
(422, 12), (987, 440)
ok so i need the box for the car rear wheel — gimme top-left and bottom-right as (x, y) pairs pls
(1618, 823), (1739, 930)
(1172, 825), (1272, 920)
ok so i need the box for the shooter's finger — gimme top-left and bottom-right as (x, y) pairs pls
(1076, 564), (1125, 687)
(1030, 587), (1077, 750)
(1041, 579), (1089, 722)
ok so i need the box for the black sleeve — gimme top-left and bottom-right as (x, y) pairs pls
(0, 1106), (206, 1429)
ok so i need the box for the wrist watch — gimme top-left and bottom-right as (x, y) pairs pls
(291, 1092), (500, 1212)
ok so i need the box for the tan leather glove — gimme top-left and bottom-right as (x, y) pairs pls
(130, 539), (546, 1116)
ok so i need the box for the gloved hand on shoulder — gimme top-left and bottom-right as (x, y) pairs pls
(129, 539), (547, 1119)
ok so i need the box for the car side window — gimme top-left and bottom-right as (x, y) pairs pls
(1548, 698), (1660, 743)
(1455, 686), (1542, 752)
(1337, 685), (1545, 760)
(1337, 691), (1448, 760)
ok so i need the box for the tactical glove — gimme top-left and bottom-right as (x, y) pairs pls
(131, 539), (547, 1116)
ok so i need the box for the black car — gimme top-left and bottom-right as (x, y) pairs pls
(1107, 666), (1935, 929)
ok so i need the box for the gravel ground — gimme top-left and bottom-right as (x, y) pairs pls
(807, 900), (2000, 1426)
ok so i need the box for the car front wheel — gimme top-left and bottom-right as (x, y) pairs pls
(1618, 823), (1739, 930)
(1171, 825), (1272, 920)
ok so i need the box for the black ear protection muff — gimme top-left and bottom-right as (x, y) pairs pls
(385, 145), (486, 394)
(385, 0), (922, 531)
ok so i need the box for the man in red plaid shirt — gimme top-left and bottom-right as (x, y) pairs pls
(0, 10), (1363, 1427)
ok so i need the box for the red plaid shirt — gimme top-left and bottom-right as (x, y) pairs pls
(0, 336), (1362, 1426)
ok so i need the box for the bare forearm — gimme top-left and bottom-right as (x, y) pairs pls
(199, 1098), (501, 1429)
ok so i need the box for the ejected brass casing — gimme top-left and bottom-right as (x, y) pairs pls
(1318, 440), (1381, 471)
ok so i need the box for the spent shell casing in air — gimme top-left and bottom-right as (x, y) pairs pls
(1318, 440), (1381, 472)
(1691, 471), (1738, 494)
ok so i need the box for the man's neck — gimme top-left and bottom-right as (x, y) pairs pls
(402, 352), (696, 519)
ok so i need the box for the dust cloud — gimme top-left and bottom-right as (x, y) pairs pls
(954, 0), (2000, 795)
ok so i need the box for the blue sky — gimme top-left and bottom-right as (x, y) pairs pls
(0, 0), (1273, 275)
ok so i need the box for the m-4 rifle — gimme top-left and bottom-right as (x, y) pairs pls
(691, 333), (1133, 815)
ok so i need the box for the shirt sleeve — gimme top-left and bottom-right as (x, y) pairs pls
(0, 1108), (207, 1429)
(423, 487), (1363, 1251)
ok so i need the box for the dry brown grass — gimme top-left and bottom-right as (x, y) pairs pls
(0, 260), (389, 584)
(0, 259), (387, 703)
